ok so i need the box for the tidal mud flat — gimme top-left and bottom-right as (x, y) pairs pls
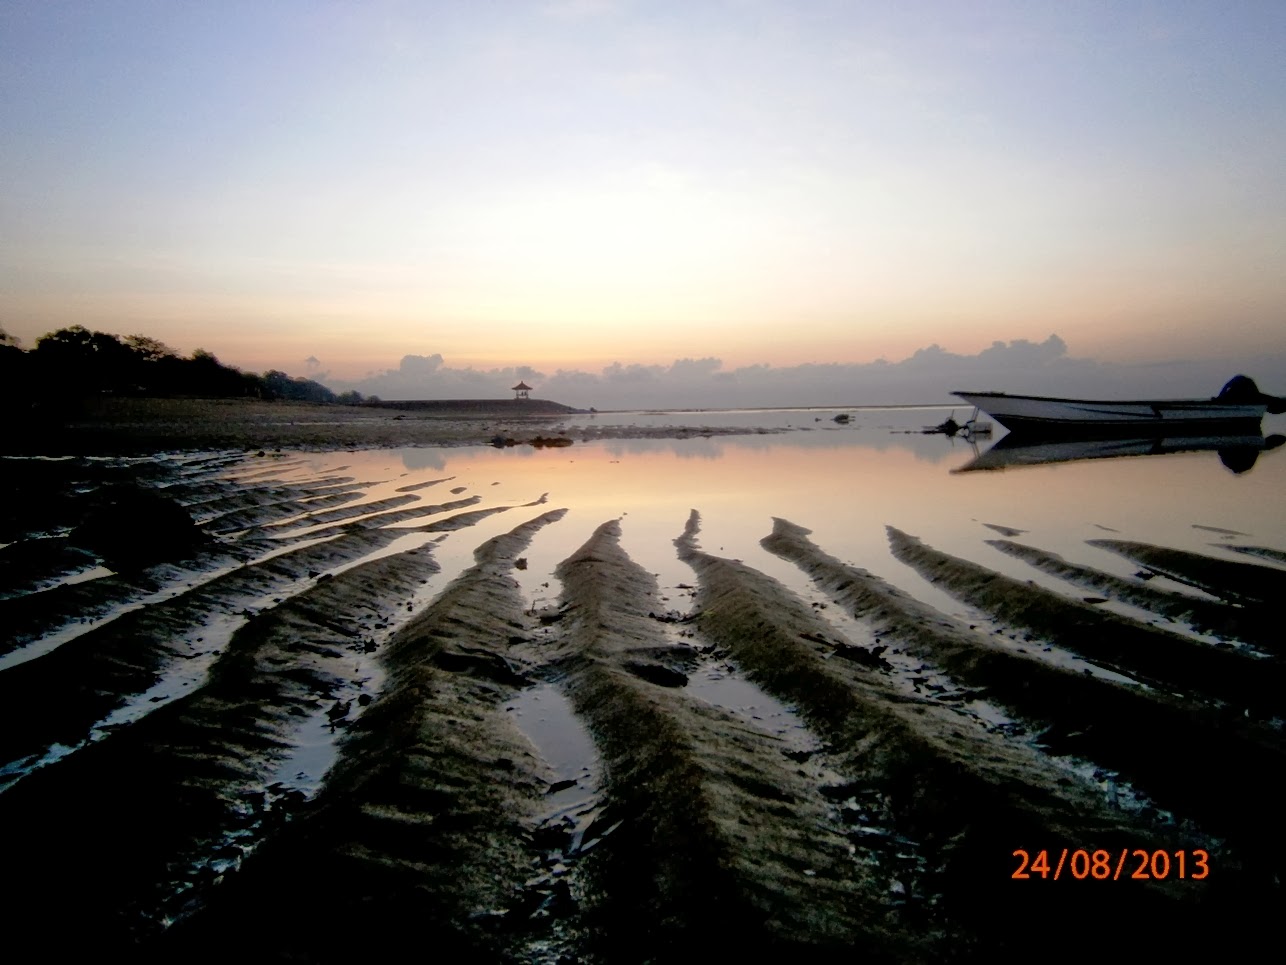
(1, 429), (1283, 960)
(14, 396), (784, 454)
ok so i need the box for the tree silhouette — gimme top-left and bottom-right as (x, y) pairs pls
(3, 325), (353, 411)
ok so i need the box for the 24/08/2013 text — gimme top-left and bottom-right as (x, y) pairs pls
(1012, 849), (1210, 881)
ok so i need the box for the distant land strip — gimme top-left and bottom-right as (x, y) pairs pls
(368, 399), (586, 416)
(6, 396), (773, 456)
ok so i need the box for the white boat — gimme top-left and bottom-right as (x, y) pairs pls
(952, 377), (1280, 438)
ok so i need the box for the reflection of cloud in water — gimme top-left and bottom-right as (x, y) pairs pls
(591, 427), (971, 463)
(400, 448), (448, 471)
(586, 407), (974, 463)
(402, 445), (566, 472)
(600, 438), (725, 460)
(502, 446), (547, 461)
(672, 439), (724, 460)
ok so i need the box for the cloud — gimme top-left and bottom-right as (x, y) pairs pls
(669, 357), (723, 378)
(329, 352), (549, 400)
(325, 335), (1286, 409)
(602, 362), (662, 384)
(398, 354), (444, 376)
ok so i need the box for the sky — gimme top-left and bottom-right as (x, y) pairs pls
(3, 1), (1285, 405)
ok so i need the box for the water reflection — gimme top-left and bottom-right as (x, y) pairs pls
(298, 404), (1286, 597)
(400, 448), (448, 471)
(591, 410), (971, 462)
(286, 428), (1286, 640)
(955, 432), (1286, 475)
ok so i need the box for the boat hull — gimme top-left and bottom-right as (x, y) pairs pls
(952, 391), (1266, 438)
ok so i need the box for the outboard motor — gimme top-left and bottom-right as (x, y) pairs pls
(1218, 375), (1286, 413)
(1217, 374), (1259, 401)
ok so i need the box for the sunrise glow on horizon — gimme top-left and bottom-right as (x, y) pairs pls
(3, 1), (1285, 392)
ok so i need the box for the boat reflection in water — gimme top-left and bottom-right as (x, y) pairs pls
(955, 432), (1286, 475)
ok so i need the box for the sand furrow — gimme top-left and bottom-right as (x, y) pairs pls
(0, 484), (484, 669)
(0, 535), (103, 600)
(0, 537), (453, 948)
(245, 492), (420, 534)
(0, 455), (180, 543)
(0, 521), (474, 779)
(0, 541), (266, 659)
(675, 512), (1197, 952)
(169, 475), (362, 512)
(1226, 544), (1286, 566)
(551, 518), (905, 961)
(284, 494), (485, 539)
(989, 538), (1277, 654)
(887, 527), (1285, 712)
(393, 475), (453, 492)
(1090, 539), (1286, 605)
(761, 517), (1286, 867)
(162, 510), (570, 961)
(199, 488), (367, 533)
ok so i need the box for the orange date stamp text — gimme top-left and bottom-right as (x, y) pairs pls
(1012, 848), (1209, 881)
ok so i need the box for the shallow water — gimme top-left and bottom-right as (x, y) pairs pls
(6, 407), (1283, 740)
(285, 408), (1286, 606)
(278, 410), (1286, 757)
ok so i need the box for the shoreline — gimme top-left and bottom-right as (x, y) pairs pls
(4, 396), (788, 456)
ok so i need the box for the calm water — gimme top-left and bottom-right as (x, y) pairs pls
(14, 404), (1269, 681)
(269, 405), (1286, 629)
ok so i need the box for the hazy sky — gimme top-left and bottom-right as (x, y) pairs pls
(3, 1), (1285, 396)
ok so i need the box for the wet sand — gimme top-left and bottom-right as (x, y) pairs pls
(13, 396), (780, 454)
(0, 416), (1282, 959)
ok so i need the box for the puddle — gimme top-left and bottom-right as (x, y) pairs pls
(410, 503), (565, 607)
(0, 742), (78, 794)
(268, 702), (350, 798)
(684, 658), (819, 752)
(501, 681), (608, 961)
(671, 623), (934, 907)
(505, 683), (601, 851)
(41, 564), (117, 590)
(93, 613), (246, 727)
(0, 533), (343, 674)
(508, 519), (572, 627)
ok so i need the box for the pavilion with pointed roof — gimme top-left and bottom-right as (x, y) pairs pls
(512, 381), (532, 400)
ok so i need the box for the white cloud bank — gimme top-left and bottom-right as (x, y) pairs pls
(322, 335), (1286, 409)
